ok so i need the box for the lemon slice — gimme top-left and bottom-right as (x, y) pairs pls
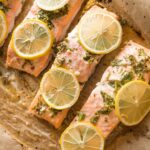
(37, 0), (69, 11)
(12, 19), (53, 60)
(0, 10), (7, 45)
(60, 122), (104, 150)
(115, 80), (150, 126)
(40, 67), (80, 110)
(78, 12), (122, 54)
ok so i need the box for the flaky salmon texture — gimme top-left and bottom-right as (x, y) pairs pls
(29, 5), (119, 129)
(6, 0), (84, 77)
(73, 41), (150, 138)
(0, 0), (25, 47)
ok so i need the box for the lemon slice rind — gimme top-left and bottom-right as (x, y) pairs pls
(0, 10), (8, 46)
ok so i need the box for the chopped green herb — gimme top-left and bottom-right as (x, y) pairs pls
(108, 80), (122, 93)
(50, 108), (62, 118)
(54, 57), (65, 67)
(98, 107), (112, 114)
(111, 59), (122, 66)
(33, 98), (61, 117)
(121, 71), (134, 85)
(127, 55), (136, 65)
(111, 53), (150, 80)
(133, 61), (148, 74)
(101, 91), (115, 109)
(90, 104), (113, 125)
(96, 0), (112, 3)
(77, 111), (86, 121)
(54, 40), (69, 53)
(33, 100), (48, 115)
(106, 72), (111, 81)
(139, 48), (146, 57)
(37, 4), (69, 29)
(108, 71), (134, 94)
(68, 59), (72, 63)
(90, 92), (115, 125)
(137, 73), (145, 81)
(127, 54), (149, 72)
(134, 62), (144, 73)
(0, 2), (9, 13)
(120, 18), (127, 26)
(22, 60), (34, 70)
(108, 81), (116, 88)
(83, 52), (95, 63)
(90, 115), (99, 124)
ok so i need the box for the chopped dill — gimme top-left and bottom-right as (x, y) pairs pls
(83, 52), (95, 63)
(120, 71), (134, 85)
(120, 18), (127, 26)
(50, 108), (62, 118)
(101, 92), (115, 109)
(90, 91), (114, 125)
(54, 40), (69, 53)
(111, 59), (122, 66)
(90, 115), (99, 124)
(33, 100), (47, 115)
(0, 2), (9, 13)
(54, 57), (65, 67)
(37, 4), (69, 29)
(77, 111), (86, 121)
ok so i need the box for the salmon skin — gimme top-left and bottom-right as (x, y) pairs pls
(6, 0), (84, 77)
(0, 0), (25, 47)
(29, 6), (119, 129)
(72, 41), (150, 138)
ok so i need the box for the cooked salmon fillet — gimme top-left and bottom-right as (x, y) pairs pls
(71, 41), (150, 138)
(6, 0), (84, 77)
(0, 0), (25, 47)
(29, 6), (119, 129)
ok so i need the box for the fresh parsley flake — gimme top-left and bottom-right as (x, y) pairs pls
(77, 111), (86, 121)
(111, 59), (122, 66)
(83, 52), (95, 63)
(37, 4), (69, 29)
(0, 2), (9, 13)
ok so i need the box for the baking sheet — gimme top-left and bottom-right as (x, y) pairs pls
(0, 0), (150, 149)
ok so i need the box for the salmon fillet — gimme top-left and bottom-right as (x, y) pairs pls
(0, 0), (25, 47)
(6, 0), (84, 77)
(72, 41), (150, 138)
(29, 6), (119, 129)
